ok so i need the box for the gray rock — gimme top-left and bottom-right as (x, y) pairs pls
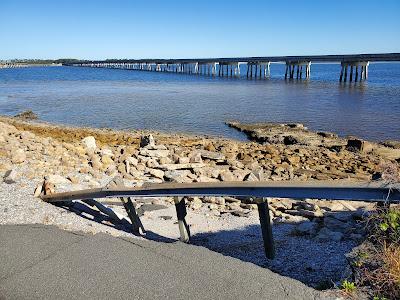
(244, 172), (258, 181)
(285, 208), (324, 218)
(139, 149), (170, 158)
(315, 228), (343, 241)
(158, 163), (205, 171)
(294, 221), (319, 235)
(324, 211), (354, 222)
(140, 134), (155, 148)
(189, 152), (203, 163)
(164, 170), (192, 183)
(231, 210), (250, 217)
(323, 216), (351, 233)
(3, 169), (18, 184)
(199, 150), (225, 161)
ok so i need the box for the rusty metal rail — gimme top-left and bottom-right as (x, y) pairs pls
(41, 181), (400, 259)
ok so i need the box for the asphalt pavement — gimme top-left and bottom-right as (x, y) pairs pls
(0, 224), (330, 300)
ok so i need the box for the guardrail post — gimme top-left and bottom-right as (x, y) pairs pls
(110, 177), (145, 235)
(256, 198), (275, 259)
(174, 196), (191, 242)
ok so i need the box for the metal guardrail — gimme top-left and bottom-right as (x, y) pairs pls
(41, 180), (400, 259)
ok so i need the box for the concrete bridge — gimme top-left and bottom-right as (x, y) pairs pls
(64, 53), (400, 82)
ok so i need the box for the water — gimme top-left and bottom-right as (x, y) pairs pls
(0, 63), (399, 141)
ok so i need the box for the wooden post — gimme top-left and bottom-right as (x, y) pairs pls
(109, 177), (145, 235)
(296, 65), (300, 79)
(247, 64), (250, 78)
(344, 65), (348, 82)
(174, 196), (190, 242)
(250, 64), (253, 78)
(257, 198), (275, 259)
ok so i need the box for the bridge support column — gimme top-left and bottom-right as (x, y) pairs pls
(340, 61), (369, 82)
(285, 61), (311, 80)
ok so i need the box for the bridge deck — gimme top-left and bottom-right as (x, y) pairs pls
(68, 53), (400, 64)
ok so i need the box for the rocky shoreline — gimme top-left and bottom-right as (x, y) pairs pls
(1, 114), (399, 291)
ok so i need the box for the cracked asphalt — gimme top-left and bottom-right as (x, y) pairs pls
(0, 224), (333, 300)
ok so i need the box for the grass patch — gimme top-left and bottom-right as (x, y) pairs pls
(356, 206), (400, 299)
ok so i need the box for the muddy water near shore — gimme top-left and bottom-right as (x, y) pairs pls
(0, 63), (400, 141)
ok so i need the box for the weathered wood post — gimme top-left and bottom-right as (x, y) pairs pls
(344, 65), (348, 82)
(174, 196), (190, 242)
(256, 198), (275, 259)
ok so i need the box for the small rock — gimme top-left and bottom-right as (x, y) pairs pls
(158, 163), (204, 171)
(231, 210), (250, 217)
(245, 172), (258, 181)
(45, 174), (70, 185)
(283, 136), (298, 145)
(189, 197), (203, 210)
(178, 157), (190, 164)
(140, 134), (155, 148)
(294, 221), (319, 235)
(148, 168), (164, 179)
(14, 110), (38, 120)
(82, 136), (97, 151)
(189, 152), (203, 163)
(11, 149), (26, 164)
(199, 150), (225, 161)
(219, 170), (235, 181)
(3, 169), (18, 184)
(324, 216), (351, 233)
(33, 184), (43, 197)
(346, 138), (364, 152)
(101, 155), (114, 166)
(315, 228), (343, 242)
(140, 149), (170, 158)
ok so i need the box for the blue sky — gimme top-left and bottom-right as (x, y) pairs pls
(0, 0), (399, 60)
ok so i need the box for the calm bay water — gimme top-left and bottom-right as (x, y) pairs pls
(0, 63), (399, 141)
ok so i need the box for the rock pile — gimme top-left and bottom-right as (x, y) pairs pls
(0, 117), (398, 242)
